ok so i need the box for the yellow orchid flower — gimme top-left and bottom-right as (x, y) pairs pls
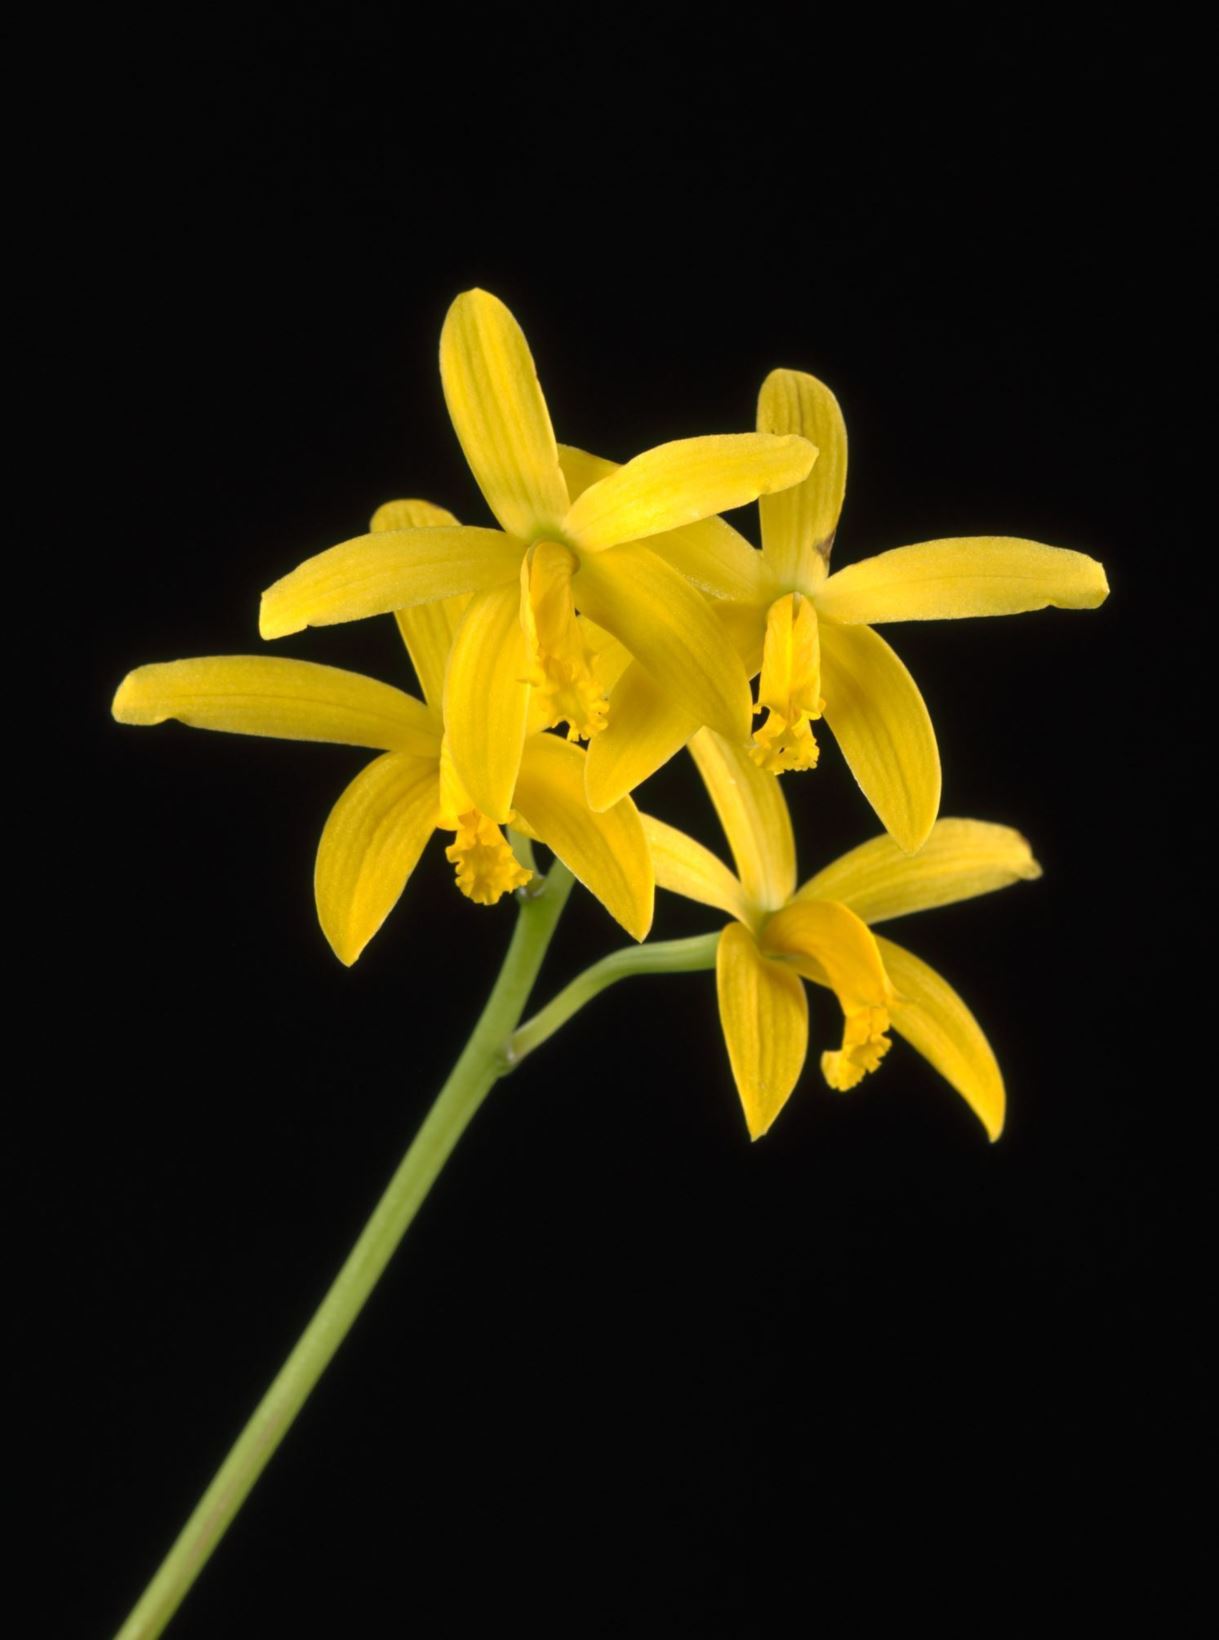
(257, 288), (815, 826)
(112, 503), (654, 964)
(584, 369), (1109, 851)
(644, 729), (1041, 1140)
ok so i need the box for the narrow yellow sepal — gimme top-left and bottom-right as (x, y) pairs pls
(315, 752), (439, 965)
(814, 537), (1110, 625)
(640, 815), (752, 926)
(512, 735), (654, 941)
(112, 656), (441, 757)
(259, 527), (520, 639)
(875, 935), (1006, 1140)
(818, 620), (941, 854)
(369, 497), (467, 708)
(757, 367), (846, 588)
(439, 288), (570, 540)
(716, 923), (809, 1140)
(798, 818), (1041, 924)
(688, 729), (796, 913)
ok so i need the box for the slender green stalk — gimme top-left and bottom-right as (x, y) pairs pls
(508, 932), (720, 1066)
(116, 862), (574, 1640)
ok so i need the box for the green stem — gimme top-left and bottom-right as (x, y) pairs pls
(116, 862), (575, 1640)
(507, 932), (720, 1066)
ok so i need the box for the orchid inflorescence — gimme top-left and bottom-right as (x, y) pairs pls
(114, 287), (1107, 1142)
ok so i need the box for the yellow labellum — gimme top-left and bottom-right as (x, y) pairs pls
(444, 812), (532, 906)
(520, 541), (608, 741)
(750, 592), (825, 773)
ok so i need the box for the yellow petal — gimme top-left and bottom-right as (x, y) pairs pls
(442, 583), (531, 824)
(584, 660), (699, 812)
(757, 367), (846, 588)
(640, 815), (752, 924)
(112, 657), (441, 756)
(688, 728), (795, 913)
(315, 752), (439, 965)
(558, 442), (774, 602)
(369, 498), (467, 708)
(563, 433), (816, 552)
(716, 923), (809, 1139)
(819, 620), (941, 854)
(439, 288), (570, 540)
(259, 526), (520, 639)
(574, 543), (753, 739)
(512, 735), (654, 941)
(814, 538), (1110, 624)
(874, 935), (1005, 1140)
(797, 818), (1041, 924)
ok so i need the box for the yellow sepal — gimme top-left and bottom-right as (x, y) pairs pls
(716, 923), (809, 1140)
(513, 735), (654, 941)
(688, 729), (796, 913)
(259, 526), (520, 639)
(875, 935), (1006, 1141)
(439, 288), (569, 540)
(315, 752), (439, 965)
(797, 819), (1041, 924)
(641, 815), (752, 926)
(815, 537), (1110, 625)
(819, 620), (941, 854)
(112, 656), (441, 757)
(757, 367), (846, 589)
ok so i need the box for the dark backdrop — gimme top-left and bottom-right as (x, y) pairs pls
(24, 12), (1199, 1635)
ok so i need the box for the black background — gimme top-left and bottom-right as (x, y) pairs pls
(22, 11), (1200, 1635)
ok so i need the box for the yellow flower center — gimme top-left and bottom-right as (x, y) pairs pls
(821, 1005), (892, 1092)
(749, 592), (825, 773)
(520, 541), (608, 742)
(444, 810), (532, 905)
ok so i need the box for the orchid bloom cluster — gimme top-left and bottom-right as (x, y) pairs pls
(115, 289), (1108, 1141)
